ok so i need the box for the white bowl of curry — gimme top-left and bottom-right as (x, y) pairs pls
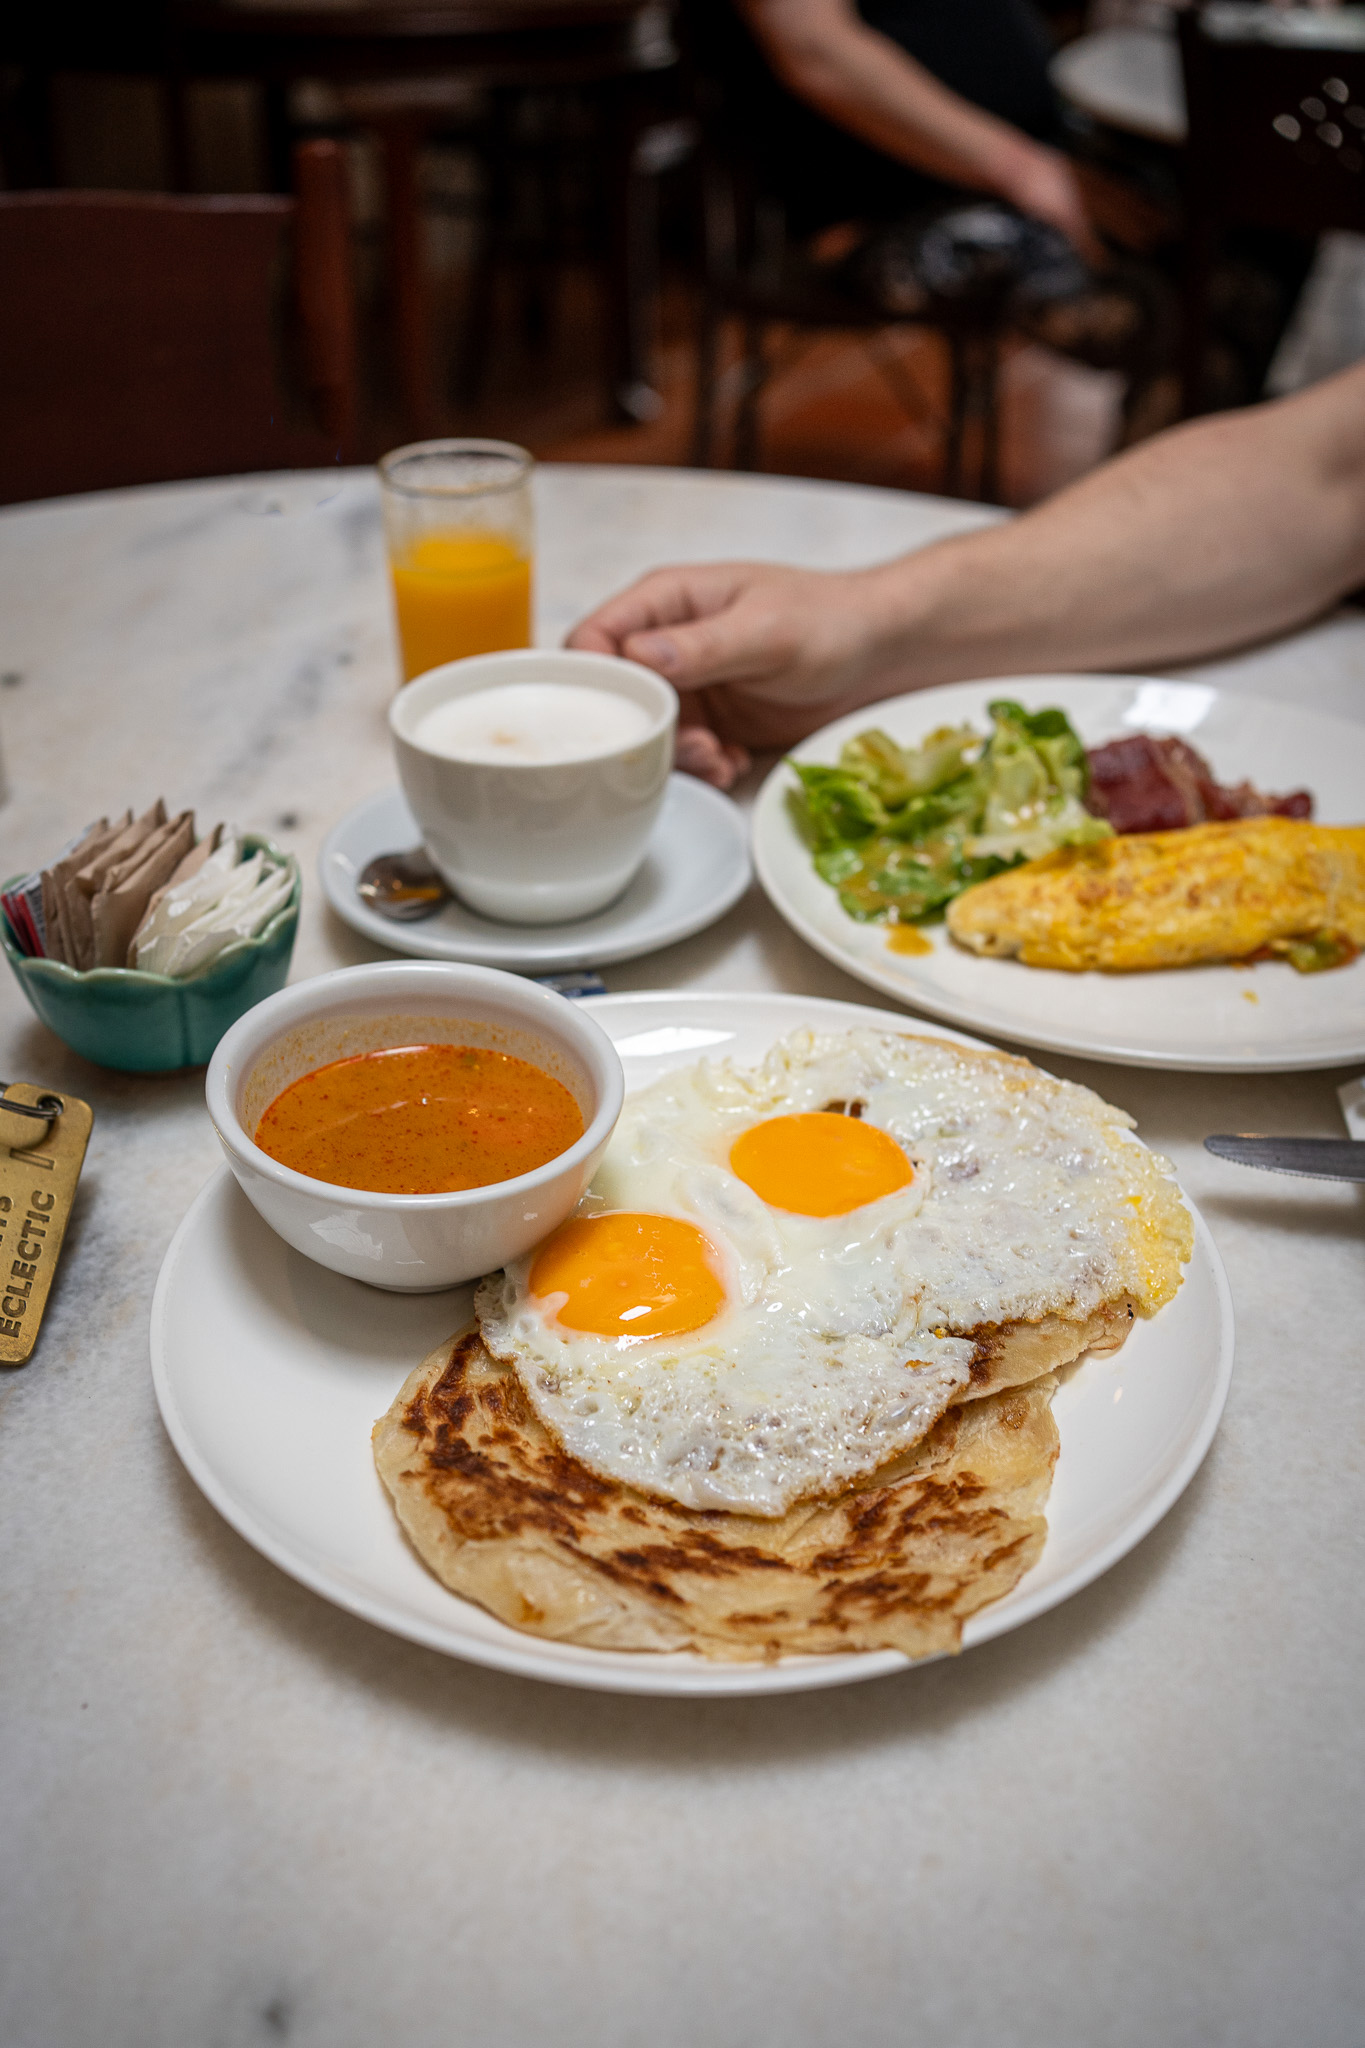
(205, 961), (624, 1291)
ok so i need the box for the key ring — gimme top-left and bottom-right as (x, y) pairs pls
(0, 1086), (64, 1121)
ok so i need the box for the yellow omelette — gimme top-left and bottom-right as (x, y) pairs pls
(945, 818), (1365, 972)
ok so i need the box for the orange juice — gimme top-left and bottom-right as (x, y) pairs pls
(390, 530), (532, 681)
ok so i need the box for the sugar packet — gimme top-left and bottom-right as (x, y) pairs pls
(132, 835), (293, 977)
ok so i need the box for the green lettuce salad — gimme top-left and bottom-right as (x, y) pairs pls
(788, 700), (1112, 925)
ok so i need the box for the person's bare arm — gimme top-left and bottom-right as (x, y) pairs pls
(737, 0), (1099, 257)
(568, 363), (1365, 756)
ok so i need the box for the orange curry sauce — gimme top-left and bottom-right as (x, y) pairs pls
(254, 1043), (583, 1194)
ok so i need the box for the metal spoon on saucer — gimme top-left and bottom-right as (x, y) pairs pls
(357, 847), (450, 921)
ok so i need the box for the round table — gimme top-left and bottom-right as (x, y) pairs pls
(0, 463), (1361, 2048)
(1051, 23), (1188, 143)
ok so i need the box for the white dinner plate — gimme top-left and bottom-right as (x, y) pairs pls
(151, 990), (1233, 1698)
(752, 676), (1365, 1071)
(320, 775), (750, 971)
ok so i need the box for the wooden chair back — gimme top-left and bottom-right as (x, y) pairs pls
(0, 140), (357, 505)
(679, 8), (1006, 496)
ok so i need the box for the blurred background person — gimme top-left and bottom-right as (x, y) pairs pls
(691, 0), (1178, 438)
(701, 0), (1100, 258)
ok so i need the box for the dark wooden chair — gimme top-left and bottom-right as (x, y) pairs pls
(313, 15), (683, 432)
(1178, 7), (1365, 415)
(0, 138), (356, 505)
(1, 2), (681, 436)
(689, 91), (1006, 499)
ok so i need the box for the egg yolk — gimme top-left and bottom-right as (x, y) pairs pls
(729, 1111), (913, 1216)
(529, 1212), (725, 1338)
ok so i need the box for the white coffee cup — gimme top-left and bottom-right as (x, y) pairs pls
(390, 648), (677, 924)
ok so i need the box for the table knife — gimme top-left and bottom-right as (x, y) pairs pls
(1204, 1135), (1365, 1182)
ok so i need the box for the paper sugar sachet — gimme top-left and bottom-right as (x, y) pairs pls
(128, 833), (242, 970)
(34, 815), (132, 964)
(65, 802), (169, 968)
(132, 835), (295, 978)
(4, 816), (124, 963)
(3, 867), (49, 958)
(91, 810), (195, 967)
(4, 805), (293, 980)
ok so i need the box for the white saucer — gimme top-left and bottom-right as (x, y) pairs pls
(151, 989), (1234, 1699)
(321, 775), (751, 971)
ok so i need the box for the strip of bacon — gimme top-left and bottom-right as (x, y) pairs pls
(1085, 734), (1312, 835)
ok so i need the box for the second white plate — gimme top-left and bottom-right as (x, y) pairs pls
(753, 676), (1365, 1071)
(151, 990), (1234, 1698)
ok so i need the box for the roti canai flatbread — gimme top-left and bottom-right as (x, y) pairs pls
(375, 1327), (1070, 1662)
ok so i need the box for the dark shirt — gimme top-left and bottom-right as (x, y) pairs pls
(691, 0), (1062, 229)
(859, 0), (1059, 140)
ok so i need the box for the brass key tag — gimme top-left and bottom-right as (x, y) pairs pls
(0, 1083), (93, 1366)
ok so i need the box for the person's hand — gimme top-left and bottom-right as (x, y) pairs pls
(566, 559), (911, 755)
(998, 143), (1105, 267)
(673, 722), (753, 790)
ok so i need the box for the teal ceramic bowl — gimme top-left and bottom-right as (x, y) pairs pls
(1, 835), (301, 1073)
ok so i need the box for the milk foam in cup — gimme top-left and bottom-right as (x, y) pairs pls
(390, 649), (677, 925)
(412, 683), (653, 766)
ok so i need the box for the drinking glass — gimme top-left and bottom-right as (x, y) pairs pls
(379, 439), (534, 684)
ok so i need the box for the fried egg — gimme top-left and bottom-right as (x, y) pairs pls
(476, 1028), (1186, 1516)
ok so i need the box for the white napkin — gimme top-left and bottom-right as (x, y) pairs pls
(1338, 1078), (1365, 1142)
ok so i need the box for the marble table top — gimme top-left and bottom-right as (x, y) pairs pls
(0, 464), (1361, 2048)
